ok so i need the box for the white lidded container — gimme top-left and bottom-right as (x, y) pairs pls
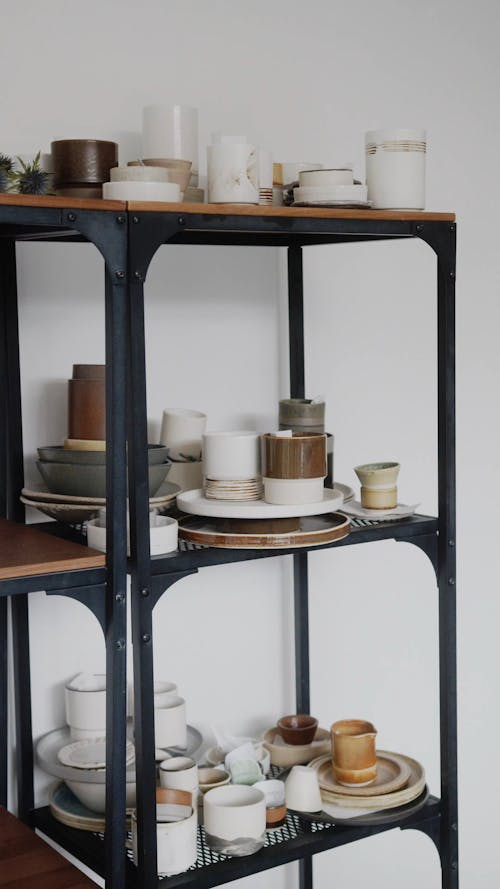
(365, 129), (426, 209)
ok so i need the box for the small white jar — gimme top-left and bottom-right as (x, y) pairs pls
(365, 128), (426, 209)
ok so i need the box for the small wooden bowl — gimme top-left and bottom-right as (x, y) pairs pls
(277, 714), (318, 746)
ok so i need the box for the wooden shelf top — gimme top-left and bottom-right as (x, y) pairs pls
(0, 193), (455, 222)
(0, 807), (97, 887)
(0, 519), (104, 580)
(126, 201), (456, 222)
(0, 193), (126, 212)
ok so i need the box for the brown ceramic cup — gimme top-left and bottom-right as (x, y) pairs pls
(156, 786), (193, 807)
(277, 714), (318, 746)
(330, 719), (377, 785)
(262, 432), (326, 480)
(68, 378), (105, 441)
(51, 139), (118, 185)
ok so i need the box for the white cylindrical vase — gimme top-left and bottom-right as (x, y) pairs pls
(365, 128), (426, 209)
(142, 105), (198, 176)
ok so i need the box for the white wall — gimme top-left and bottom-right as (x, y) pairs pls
(2, 1), (498, 887)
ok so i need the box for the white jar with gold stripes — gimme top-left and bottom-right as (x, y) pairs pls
(365, 128), (426, 209)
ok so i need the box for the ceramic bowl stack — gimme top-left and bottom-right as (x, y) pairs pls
(203, 431), (263, 501)
(51, 140), (118, 199)
(103, 162), (182, 202)
(293, 168), (370, 208)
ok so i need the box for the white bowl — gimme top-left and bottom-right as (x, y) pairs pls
(281, 162), (323, 184)
(66, 778), (136, 813)
(86, 514), (178, 556)
(298, 168), (353, 187)
(102, 180), (180, 201)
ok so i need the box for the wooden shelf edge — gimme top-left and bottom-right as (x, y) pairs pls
(0, 193), (126, 211)
(0, 519), (105, 580)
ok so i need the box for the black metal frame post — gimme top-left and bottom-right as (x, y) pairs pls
(288, 244), (313, 889)
(433, 224), (458, 888)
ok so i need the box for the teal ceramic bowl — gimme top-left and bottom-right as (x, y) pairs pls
(36, 460), (170, 499)
(37, 444), (169, 466)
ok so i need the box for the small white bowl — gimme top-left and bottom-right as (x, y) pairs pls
(66, 778), (137, 813)
(65, 673), (106, 735)
(86, 514), (178, 556)
(102, 180), (180, 201)
(293, 184), (368, 203)
(299, 168), (353, 187)
(281, 162), (323, 184)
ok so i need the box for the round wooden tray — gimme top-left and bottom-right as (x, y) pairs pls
(309, 751), (426, 809)
(178, 512), (350, 549)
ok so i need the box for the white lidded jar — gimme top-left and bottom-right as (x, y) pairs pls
(365, 128), (426, 209)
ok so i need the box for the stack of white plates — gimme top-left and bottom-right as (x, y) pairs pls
(205, 477), (263, 501)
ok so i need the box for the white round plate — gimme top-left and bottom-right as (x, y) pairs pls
(293, 200), (373, 209)
(57, 737), (135, 770)
(177, 487), (344, 519)
(339, 501), (418, 521)
(332, 482), (354, 503)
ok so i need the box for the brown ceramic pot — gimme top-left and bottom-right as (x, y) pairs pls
(73, 364), (105, 380)
(54, 185), (103, 199)
(51, 140), (118, 185)
(263, 432), (326, 479)
(68, 378), (105, 440)
(277, 714), (318, 746)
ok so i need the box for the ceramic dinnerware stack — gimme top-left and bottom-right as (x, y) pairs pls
(103, 161), (181, 202)
(35, 364), (171, 500)
(203, 431), (262, 501)
(293, 167), (368, 208)
(278, 397), (334, 487)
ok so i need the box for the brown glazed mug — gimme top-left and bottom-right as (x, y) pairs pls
(331, 719), (377, 786)
(51, 140), (118, 185)
(262, 432), (326, 479)
(68, 378), (105, 441)
(73, 364), (105, 380)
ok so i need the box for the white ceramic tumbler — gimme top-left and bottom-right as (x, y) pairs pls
(155, 696), (187, 749)
(365, 128), (426, 209)
(132, 807), (198, 876)
(202, 431), (261, 481)
(160, 408), (207, 461)
(207, 144), (259, 204)
(142, 105), (199, 176)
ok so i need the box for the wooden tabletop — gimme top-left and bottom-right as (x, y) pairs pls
(0, 519), (104, 580)
(0, 194), (455, 221)
(0, 807), (98, 887)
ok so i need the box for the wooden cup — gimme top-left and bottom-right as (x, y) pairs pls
(262, 432), (326, 479)
(68, 378), (105, 440)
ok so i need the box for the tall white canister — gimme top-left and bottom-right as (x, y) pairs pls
(365, 129), (426, 209)
(142, 105), (199, 180)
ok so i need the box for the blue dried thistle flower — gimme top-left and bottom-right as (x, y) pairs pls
(0, 167), (8, 192)
(10, 151), (50, 195)
(0, 153), (13, 172)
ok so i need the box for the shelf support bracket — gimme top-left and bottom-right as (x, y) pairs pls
(397, 532), (439, 579)
(45, 585), (107, 634)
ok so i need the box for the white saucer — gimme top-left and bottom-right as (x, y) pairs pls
(176, 487), (344, 519)
(57, 737), (135, 770)
(340, 501), (418, 520)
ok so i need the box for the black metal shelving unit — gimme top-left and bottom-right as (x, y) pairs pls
(0, 199), (457, 889)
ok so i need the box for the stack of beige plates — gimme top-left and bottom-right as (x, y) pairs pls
(308, 750), (426, 811)
(205, 477), (263, 501)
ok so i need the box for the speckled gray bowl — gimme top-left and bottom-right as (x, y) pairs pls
(36, 460), (170, 499)
(37, 444), (169, 466)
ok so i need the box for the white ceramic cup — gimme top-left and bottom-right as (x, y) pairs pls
(365, 128), (426, 209)
(159, 756), (199, 803)
(207, 144), (259, 204)
(65, 673), (106, 735)
(155, 696), (187, 749)
(203, 431), (261, 482)
(285, 765), (322, 813)
(129, 680), (178, 715)
(203, 785), (266, 856)
(160, 408), (207, 461)
(253, 779), (286, 808)
(132, 807), (198, 876)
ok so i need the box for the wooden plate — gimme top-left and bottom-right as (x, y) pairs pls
(178, 513), (350, 549)
(314, 751), (411, 797)
(309, 751), (426, 809)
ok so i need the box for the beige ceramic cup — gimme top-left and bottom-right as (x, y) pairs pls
(331, 719), (377, 785)
(354, 462), (400, 509)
